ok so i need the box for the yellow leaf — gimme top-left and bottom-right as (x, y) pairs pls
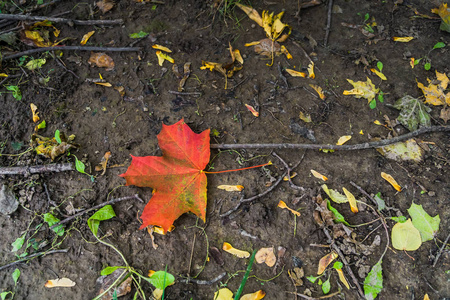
(370, 68), (387, 80)
(336, 135), (351, 145)
(423, 294), (430, 300)
(217, 185), (244, 192)
(30, 103), (40, 123)
(432, 3), (450, 22)
(95, 82), (112, 87)
(359, 130), (364, 135)
(417, 71), (450, 106)
(393, 36), (414, 42)
(317, 251), (338, 275)
(391, 219), (422, 251)
(44, 278), (76, 288)
(286, 68), (307, 77)
(342, 187), (358, 213)
(410, 58), (415, 69)
(236, 3), (263, 27)
(381, 172), (402, 191)
(214, 288), (234, 300)
(335, 268), (350, 289)
(0, 73), (8, 77)
(80, 31), (95, 45)
(299, 111), (312, 123)
(309, 84), (325, 99)
(277, 200), (300, 216)
(240, 290), (266, 300)
(374, 120), (383, 125)
(233, 49), (244, 64)
(310, 169), (328, 181)
(280, 45), (292, 59)
(255, 247), (276, 267)
(152, 44), (172, 52)
(245, 41), (261, 47)
(283, 172), (297, 181)
(155, 51), (174, 66)
(222, 242), (250, 258)
(307, 62), (315, 79)
(343, 77), (379, 103)
(245, 104), (259, 117)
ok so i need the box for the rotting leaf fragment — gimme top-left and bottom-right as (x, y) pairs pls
(45, 278), (76, 288)
(222, 242), (250, 258)
(278, 200), (300, 216)
(255, 247), (276, 267)
(381, 172), (402, 191)
(317, 251), (338, 275)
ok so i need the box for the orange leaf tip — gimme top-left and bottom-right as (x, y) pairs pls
(240, 290), (266, 300)
(217, 185), (244, 192)
(317, 251), (338, 275)
(393, 36), (414, 42)
(381, 172), (402, 191)
(283, 172), (297, 181)
(277, 200), (300, 216)
(310, 169), (328, 181)
(342, 187), (358, 213)
(222, 242), (250, 258)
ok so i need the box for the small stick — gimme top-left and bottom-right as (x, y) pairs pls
(287, 290), (341, 299)
(0, 163), (73, 175)
(0, 13), (123, 26)
(3, 46), (141, 60)
(272, 151), (306, 191)
(323, 0), (333, 47)
(211, 126), (450, 150)
(168, 90), (202, 96)
(0, 249), (69, 271)
(180, 271), (227, 285)
(50, 194), (143, 229)
(433, 232), (450, 267)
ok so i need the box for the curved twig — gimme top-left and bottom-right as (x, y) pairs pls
(0, 249), (69, 271)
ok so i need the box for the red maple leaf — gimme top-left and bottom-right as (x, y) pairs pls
(120, 119), (210, 232)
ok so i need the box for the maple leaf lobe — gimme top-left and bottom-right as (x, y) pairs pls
(120, 119), (210, 232)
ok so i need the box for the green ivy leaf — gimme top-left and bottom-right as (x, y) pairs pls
(364, 259), (383, 300)
(100, 266), (124, 276)
(407, 203), (440, 242)
(322, 278), (331, 294)
(306, 275), (319, 283)
(87, 205), (116, 237)
(12, 268), (20, 284)
(11, 233), (26, 252)
(1, 291), (11, 300)
(149, 270), (175, 290)
(43, 213), (65, 236)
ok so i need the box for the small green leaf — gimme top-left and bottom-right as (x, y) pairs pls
(55, 130), (61, 144)
(11, 233), (26, 252)
(364, 13), (370, 22)
(306, 275), (319, 283)
(87, 205), (116, 237)
(25, 58), (46, 71)
(100, 266), (124, 276)
(364, 259), (383, 300)
(407, 203), (440, 242)
(414, 58), (421, 65)
(12, 268), (20, 284)
(43, 212), (65, 236)
(377, 61), (383, 72)
(432, 42), (446, 49)
(377, 91), (384, 103)
(36, 120), (46, 130)
(322, 278), (331, 294)
(327, 200), (351, 226)
(149, 270), (175, 290)
(369, 99), (377, 109)
(1, 292), (11, 300)
(333, 261), (343, 270)
(129, 31), (149, 39)
(321, 184), (347, 204)
(6, 85), (22, 100)
(73, 155), (86, 174)
(374, 192), (386, 211)
(424, 62), (431, 70)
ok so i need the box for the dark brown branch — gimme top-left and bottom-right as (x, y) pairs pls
(0, 249), (69, 271)
(50, 194), (144, 229)
(272, 151), (306, 191)
(3, 46), (141, 60)
(0, 13), (123, 26)
(211, 126), (449, 150)
(323, 0), (333, 47)
(433, 232), (450, 267)
(0, 163), (73, 175)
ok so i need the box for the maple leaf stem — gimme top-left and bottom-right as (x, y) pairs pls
(204, 162), (271, 174)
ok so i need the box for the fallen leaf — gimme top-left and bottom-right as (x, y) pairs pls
(299, 111), (312, 122)
(156, 51), (174, 66)
(310, 169), (328, 181)
(424, 294), (430, 300)
(364, 259), (383, 300)
(343, 77), (379, 103)
(432, 3), (450, 33)
(217, 185), (244, 192)
(95, 82), (112, 87)
(280, 45), (292, 59)
(278, 200), (300, 216)
(214, 288), (234, 300)
(240, 290), (266, 300)
(288, 267), (304, 286)
(307, 62), (315, 79)
(45, 278), (76, 288)
(96, 0), (114, 13)
(255, 247), (276, 267)
(0, 73), (8, 77)
(95, 151), (111, 175)
(309, 84), (326, 99)
(440, 107), (450, 123)
(80, 31), (95, 45)
(317, 251), (338, 275)
(236, 3), (263, 27)
(285, 68), (307, 78)
(417, 71), (450, 106)
(391, 219), (422, 251)
(370, 68), (387, 80)
(25, 58), (46, 71)
(335, 268), (350, 289)
(152, 44), (172, 52)
(120, 119), (210, 232)
(321, 184), (347, 204)
(30, 103), (40, 123)
(88, 52), (115, 71)
(381, 172), (401, 191)
(31, 133), (78, 161)
(336, 135), (351, 145)
(376, 139), (424, 162)
(392, 36), (414, 42)
(222, 242), (250, 258)
(407, 203), (440, 242)
(342, 187), (358, 213)
(393, 95), (431, 131)
(283, 172), (297, 181)
(245, 104), (259, 117)
(114, 85), (125, 98)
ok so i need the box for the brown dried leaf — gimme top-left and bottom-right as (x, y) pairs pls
(96, 269), (132, 300)
(255, 247), (276, 267)
(88, 52), (115, 71)
(317, 251), (338, 275)
(96, 0), (115, 13)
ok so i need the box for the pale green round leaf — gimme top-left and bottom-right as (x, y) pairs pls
(391, 219), (422, 251)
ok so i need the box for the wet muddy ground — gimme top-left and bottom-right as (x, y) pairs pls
(0, 0), (449, 299)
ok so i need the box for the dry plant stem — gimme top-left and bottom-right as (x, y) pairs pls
(211, 126), (450, 150)
(323, 0), (333, 47)
(272, 151), (306, 191)
(322, 227), (365, 299)
(288, 290), (341, 300)
(433, 232), (450, 267)
(0, 249), (68, 272)
(3, 46), (141, 60)
(0, 13), (123, 25)
(219, 171), (287, 218)
(168, 90), (202, 96)
(0, 163), (73, 175)
(50, 194), (143, 230)
(181, 272), (227, 285)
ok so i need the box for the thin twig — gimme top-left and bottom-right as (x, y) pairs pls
(168, 90), (202, 96)
(180, 272), (227, 285)
(433, 232), (450, 267)
(50, 194), (143, 229)
(0, 13), (123, 25)
(211, 126), (450, 150)
(50, 51), (80, 79)
(3, 46), (141, 60)
(0, 163), (73, 175)
(272, 151), (306, 191)
(323, 0), (333, 47)
(0, 249), (69, 272)
(286, 290), (341, 299)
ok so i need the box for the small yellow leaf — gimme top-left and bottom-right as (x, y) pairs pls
(155, 51), (174, 66)
(342, 187), (358, 213)
(343, 78), (379, 103)
(370, 68), (387, 80)
(278, 200), (301, 216)
(309, 84), (326, 100)
(336, 135), (351, 145)
(307, 62), (315, 79)
(393, 36), (414, 42)
(286, 68), (307, 77)
(214, 288), (234, 300)
(95, 82), (112, 87)
(240, 290), (266, 300)
(374, 120), (383, 125)
(359, 130), (364, 135)
(423, 294), (430, 300)
(245, 104), (259, 117)
(44, 278), (76, 288)
(217, 185), (244, 192)
(310, 169), (328, 181)
(417, 71), (450, 106)
(281, 45), (292, 59)
(30, 103), (40, 123)
(0, 73), (8, 77)
(245, 41), (261, 47)
(236, 3), (263, 27)
(410, 58), (415, 69)
(283, 172), (297, 181)
(317, 251), (338, 275)
(381, 172), (402, 191)
(80, 31), (95, 45)
(335, 268), (350, 289)
(152, 225), (174, 235)
(152, 44), (172, 53)
(222, 242), (250, 258)
(299, 111), (312, 123)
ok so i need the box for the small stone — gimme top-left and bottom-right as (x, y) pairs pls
(428, 191), (435, 197)
(0, 184), (19, 215)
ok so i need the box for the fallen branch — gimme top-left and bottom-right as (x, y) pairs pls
(0, 248), (68, 272)
(211, 126), (449, 150)
(0, 163), (73, 175)
(0, 13), (123, 26)
(50, 194), (144, 230)
(3, 46), (141, 60)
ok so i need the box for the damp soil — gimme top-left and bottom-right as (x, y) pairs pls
(0, 1), (449, 299)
